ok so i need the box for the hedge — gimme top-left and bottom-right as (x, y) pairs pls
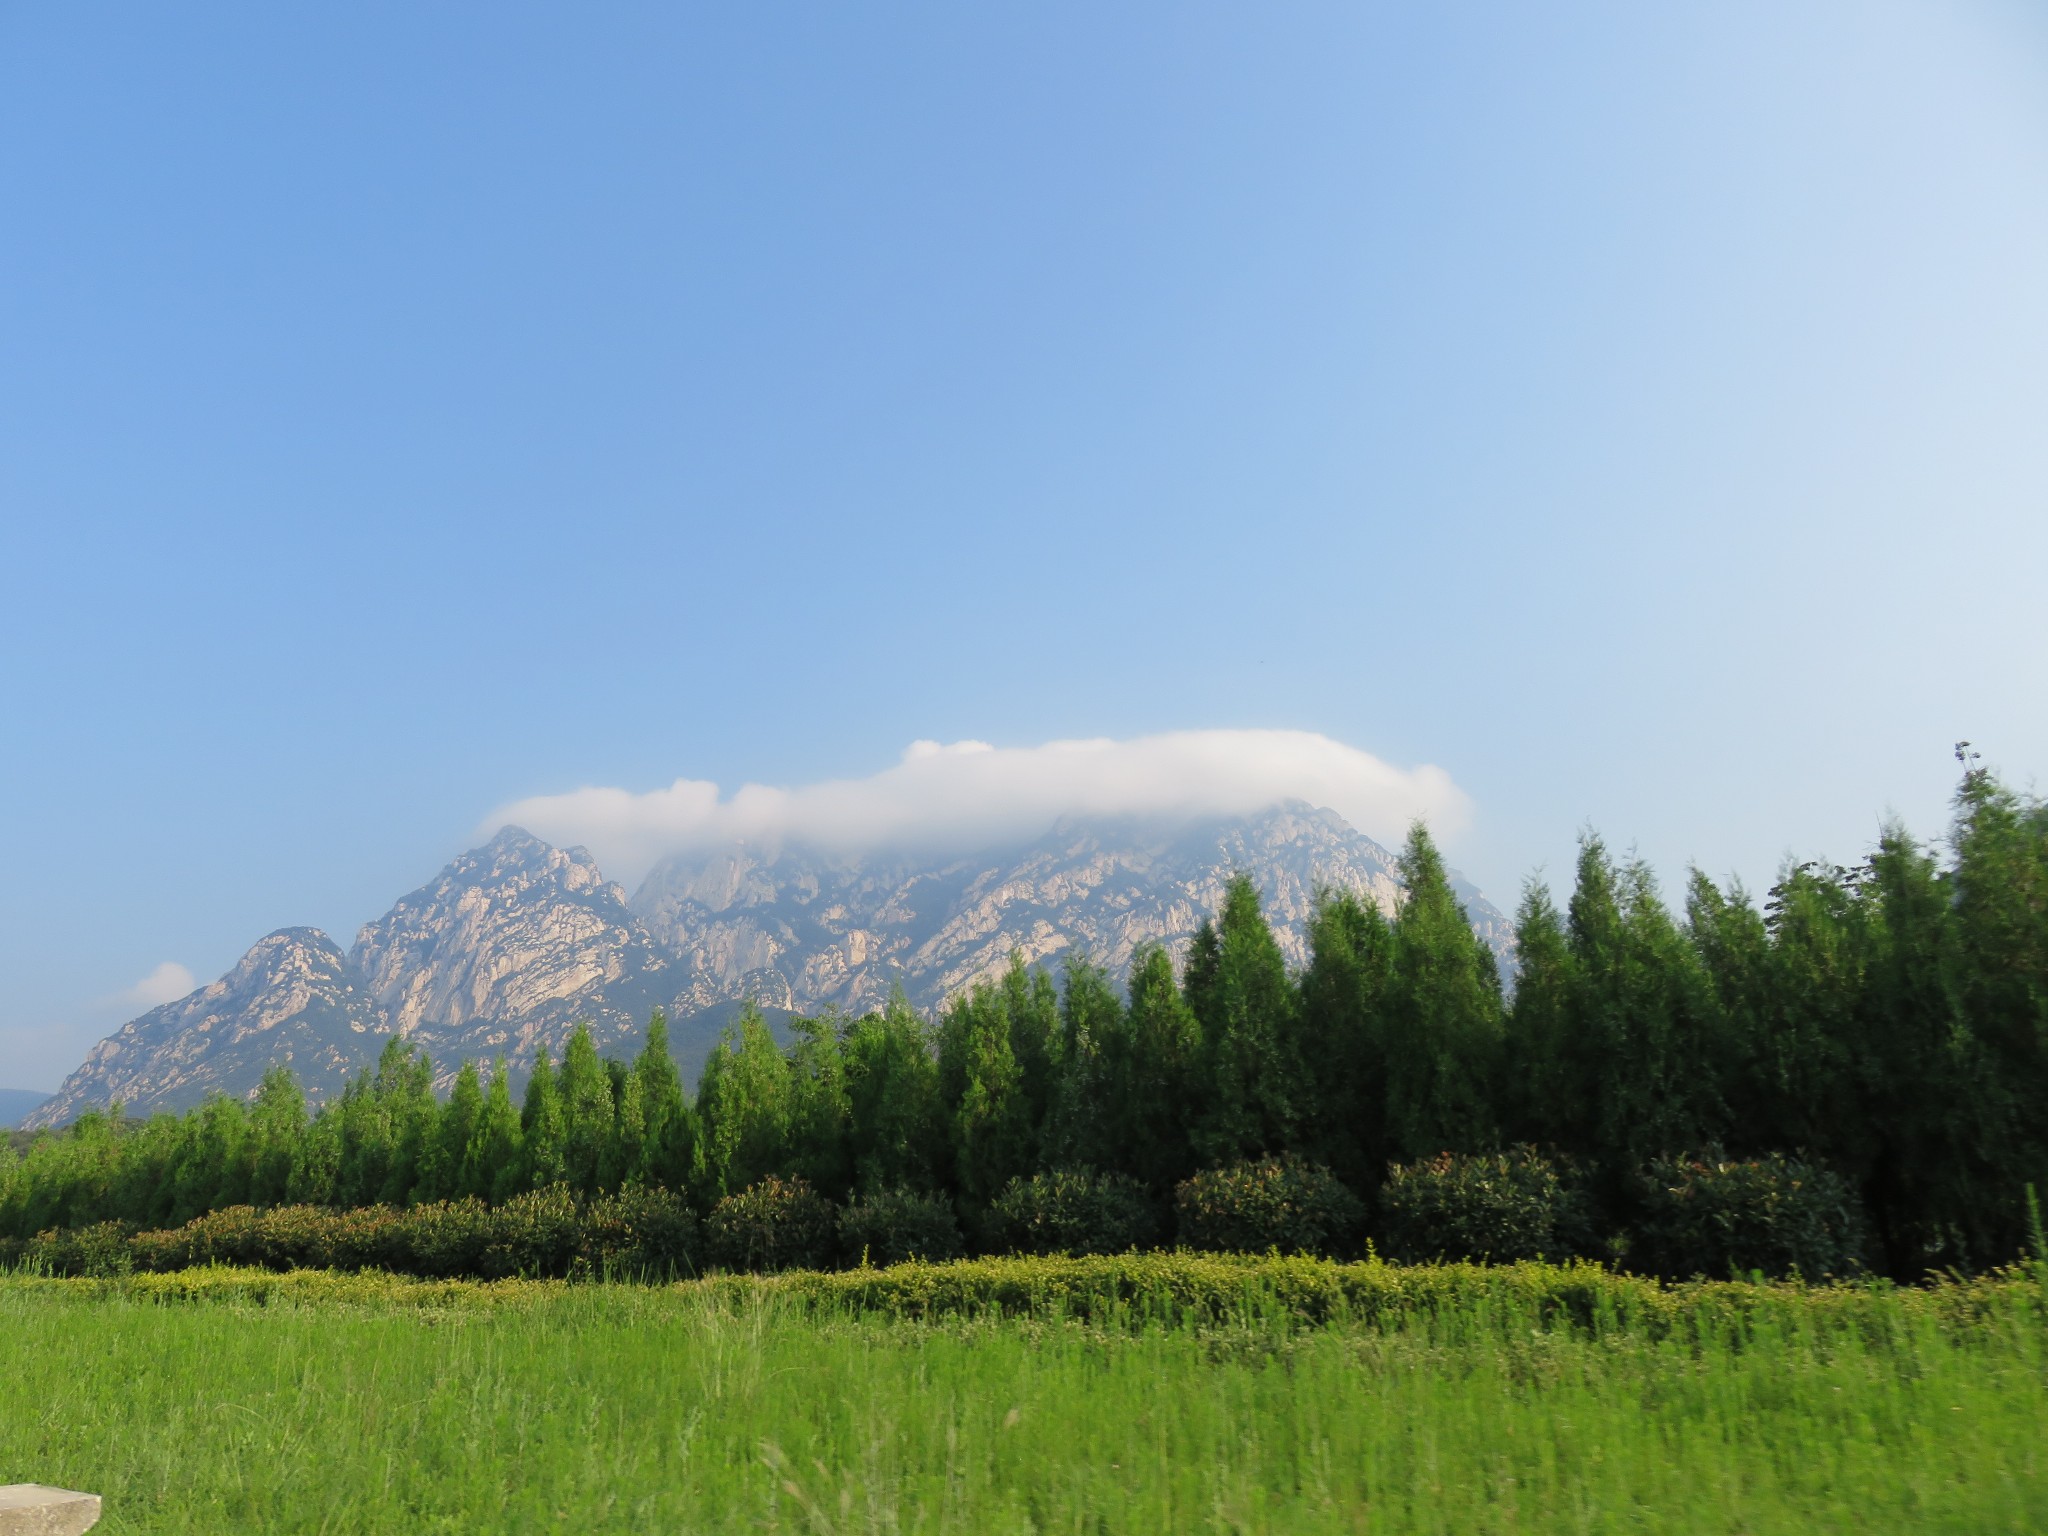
(6, 1251), (2038, 1347)
(1, 1187), (701, 1280)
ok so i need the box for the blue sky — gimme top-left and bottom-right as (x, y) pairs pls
(4, 2), (2047, 1090)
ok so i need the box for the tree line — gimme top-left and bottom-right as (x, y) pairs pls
(5, 761), (2044, 1277)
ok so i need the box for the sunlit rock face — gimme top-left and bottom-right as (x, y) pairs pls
(349, 825), (679, 1072)
(33, 804), (1510, 1124)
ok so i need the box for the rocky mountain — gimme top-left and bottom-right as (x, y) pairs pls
(353, 827), (680, 1067)
(632, 801), (1511, 1017)
(27, 804), (1513, 1128)
(28, 928), (382, 1126)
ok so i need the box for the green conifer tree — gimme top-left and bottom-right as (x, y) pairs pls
(373, 1040), (440, 1206)
(937, 976), (1033, 1205)
(602, 1068), (648, 1191)
(786, 1014), (853, 1199)
(696, 1005), (794, 1196)
(287, 1096), (342, 1206)
(1188, 875), (1300, 1165)
(626, 1013), (702, 1194)
(1561, 840), (1722, 1182)
(1042, 957), (1129, 1172)
(331, 1067), (393, 1209)
(518, 1046), (569, 1192)
(1121, 945), (1203, 1191)
(420, 1059), (484, 1203)
(1756, 858), (1863, 1159)
(245, 1064), (308, 1207)
(843, 991), (944, 1193)
(1298, 889), (1395, 1187)
(1382, 824), (1502, 1162)
(1683, 870), (1774, 1152)
(557, 1024), (614, 1196)
(1001, 958), (1064, 1151)
(1501, 880), (1573, 1149)
(1854, 825), (1979, 1271)
(467, 1059), (522, 1201)
(1948, 760), (2048, 1259)
(168, 1095), (249, 1225)
(630, 1013), (685, 1177)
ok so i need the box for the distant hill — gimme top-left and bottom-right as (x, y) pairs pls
(27, 803), (1511, 1128)
(0, 1089), (53, 1129)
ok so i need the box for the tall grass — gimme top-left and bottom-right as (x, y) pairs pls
(3, 1264), (2044, 1533)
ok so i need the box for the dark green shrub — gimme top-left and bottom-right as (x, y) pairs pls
(1175, 1156), (1365, 1258)
(707, 1176), (837, 1273)
(105, 1189), (690, 1281)
(18, 1221), (133, 1277)
(839, 1188), (963, 1266)
(990, 1170), (1163, 1257)
(477, 1184), (584, 1278)
(581, 1186), (701, 1277)
(128, 1206), (271, 1271)
(1378, 1148), (1564, 1263)
(1633, 1150), (1866, 1279)
(394, 1199), (498, 1278)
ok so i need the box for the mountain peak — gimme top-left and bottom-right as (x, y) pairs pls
(37, 806), (1513, 1125)
(349, 824), (673, 1050)
(480, 823), (563, 857)
(25, 925), (380, 1130)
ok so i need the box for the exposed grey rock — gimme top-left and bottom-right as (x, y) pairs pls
(0, 1483), (102, 1535)
(33, 806), (1514, 1126)
(630, 801), (1514, 1017)
(25, 929), (379, 1129)
(349, 826), (679, 1076)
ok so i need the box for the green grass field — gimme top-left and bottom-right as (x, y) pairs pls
(4, 1261), (2045, 1534)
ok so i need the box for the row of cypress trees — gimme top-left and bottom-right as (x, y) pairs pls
(5, 762), (2043, 1276)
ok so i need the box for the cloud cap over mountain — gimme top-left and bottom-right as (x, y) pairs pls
(486, 730), (1471, 886)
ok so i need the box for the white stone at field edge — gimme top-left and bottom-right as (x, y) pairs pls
(0, 1485), (101, 1536)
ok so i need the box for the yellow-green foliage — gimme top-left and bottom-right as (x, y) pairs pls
(6, 1249), (2038, 1344)
(749, 1249), (2045, 1341)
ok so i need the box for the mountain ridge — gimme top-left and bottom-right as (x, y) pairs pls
(25, 804), (1511, 1129)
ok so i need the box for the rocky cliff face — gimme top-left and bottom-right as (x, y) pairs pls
(350, 826), (680, 1069)
(629, 801), (1512, 1016)
(30, 805), (1513, 1126)
(25, 831), (685, 1128)
(26, 928), (381, 1127)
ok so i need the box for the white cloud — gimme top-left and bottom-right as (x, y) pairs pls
(485, 729), (1471, 886)
(110, 961), (198, 1012)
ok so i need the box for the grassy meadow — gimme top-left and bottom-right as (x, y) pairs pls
(4, 1259), (2046, 1534)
